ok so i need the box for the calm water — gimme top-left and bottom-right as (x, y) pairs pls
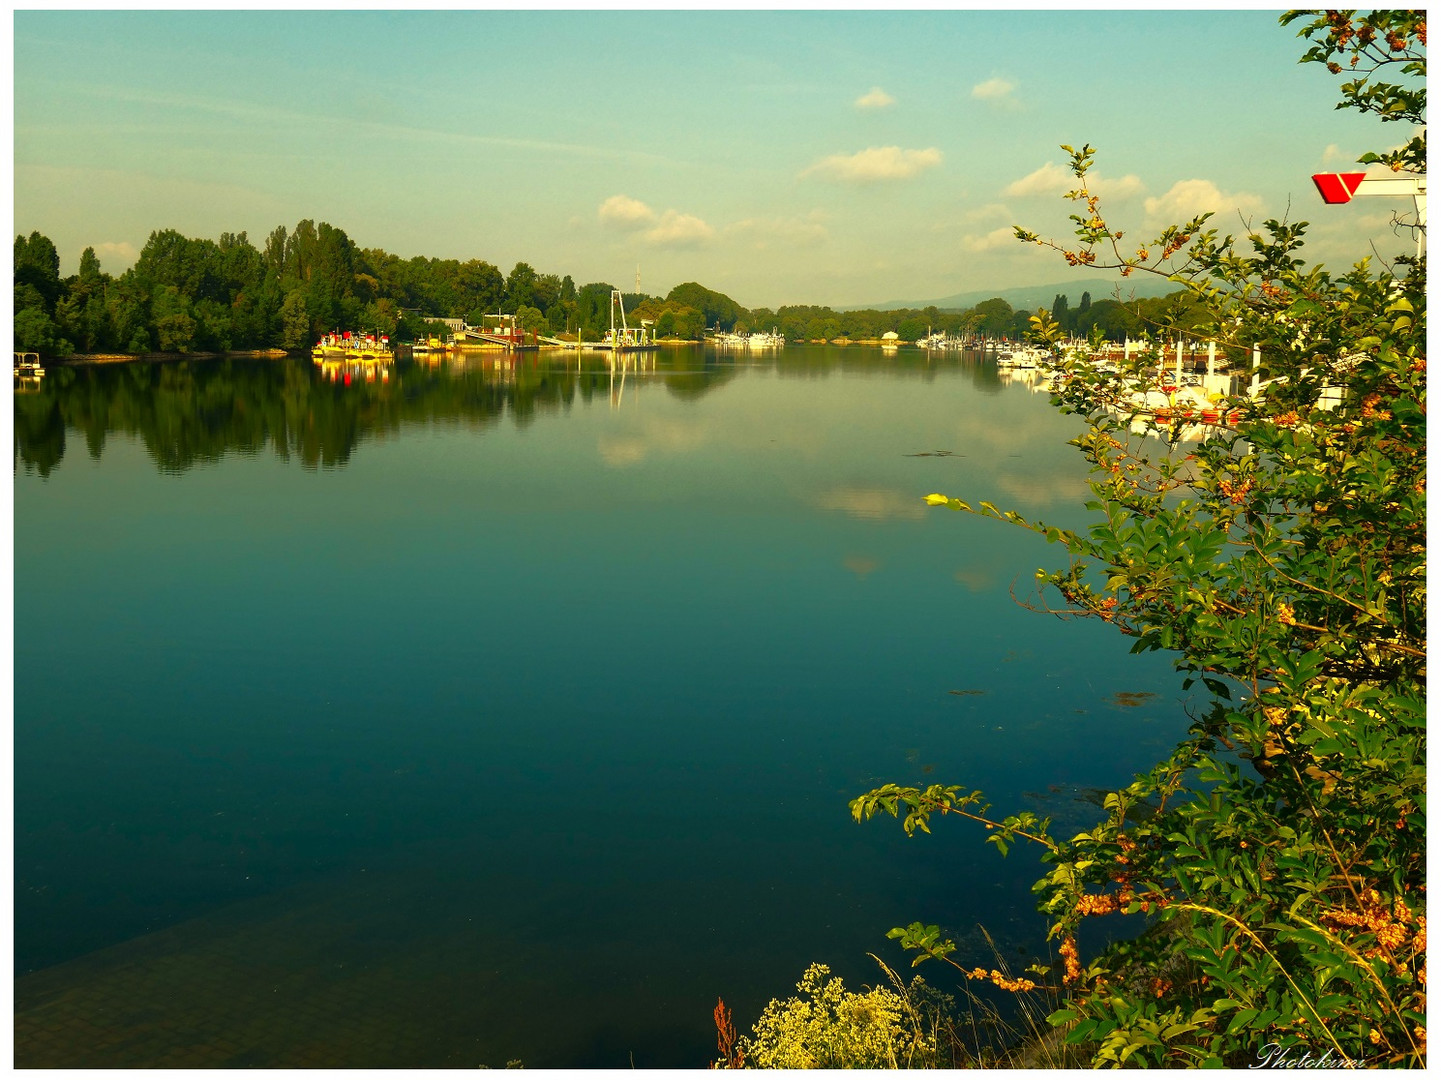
(14, 347), (1188, 1067)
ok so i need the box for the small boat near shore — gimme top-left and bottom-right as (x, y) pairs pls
(313, 332), (393, 361)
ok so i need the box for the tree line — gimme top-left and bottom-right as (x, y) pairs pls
(14, 222), (1209, 358)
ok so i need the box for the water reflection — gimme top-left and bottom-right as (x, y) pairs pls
(14, 342), (1191, 1067)
(13, 347), (1002, 478)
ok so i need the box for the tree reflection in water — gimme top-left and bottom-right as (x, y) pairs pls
(13, 346), (1001, 477)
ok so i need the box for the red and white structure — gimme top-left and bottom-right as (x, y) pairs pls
(1312, 170), (1426, 254)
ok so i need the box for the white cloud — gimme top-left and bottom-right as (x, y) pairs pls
(960, 227), (1019, 253)
(971, 77), (1015, 103)
(1143, 179), (1264, 228)
(599, 197), (714, 247)
(1321, 143), (1358, 166)
(1004, 161), (1144, 200)
(1095, 173), (1146, 199)
(1003, 161), (1070, 197)
(854, 87), (895, 110)
(801, 146), (943, 183)
(644, 210), (716, 248)
(598, 194), (657, 229)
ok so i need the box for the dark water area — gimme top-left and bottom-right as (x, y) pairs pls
(14, 347), (1190, 1067)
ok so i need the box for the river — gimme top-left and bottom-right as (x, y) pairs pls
(14, 345), (1188, 1067)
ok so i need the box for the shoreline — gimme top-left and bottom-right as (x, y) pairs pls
(59, 349), (293, 365)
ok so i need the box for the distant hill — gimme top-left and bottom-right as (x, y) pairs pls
(848, 277), (1180, 313)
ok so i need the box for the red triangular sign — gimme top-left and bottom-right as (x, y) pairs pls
(1312, 172), (1368, 204)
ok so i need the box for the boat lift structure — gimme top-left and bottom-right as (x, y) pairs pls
(596, 290), (658, 352)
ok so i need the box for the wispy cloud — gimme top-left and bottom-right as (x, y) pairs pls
(728, 211), (829, 249)
(1321, 143), (1362, 166)
(598, 194), (657, 229)
(814, 487), (927, 522)
(971, 77), (1016, 106)
(801, 146), (942, 184)
(962, 202), (1012, 224)
(854, 87), (895, 111)
(55, 82), (676, 167)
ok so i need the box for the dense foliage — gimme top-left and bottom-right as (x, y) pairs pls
(729, 964), (952, 1069)
(14, 225), (1202, 357)
(842, 9), (1425, 1069)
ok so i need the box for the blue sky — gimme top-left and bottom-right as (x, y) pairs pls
(12, 9), (1416, 308)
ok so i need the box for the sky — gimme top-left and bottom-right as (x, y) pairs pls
(11, 7), (1421, 309)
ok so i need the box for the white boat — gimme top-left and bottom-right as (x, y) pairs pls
(709, 324), (749, 348)
(995, 346), (1048, 370)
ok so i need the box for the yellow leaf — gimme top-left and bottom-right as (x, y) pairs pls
(923, 493), (951, 505)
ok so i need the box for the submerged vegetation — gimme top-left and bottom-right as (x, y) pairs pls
(729, 9), (1426, 1068)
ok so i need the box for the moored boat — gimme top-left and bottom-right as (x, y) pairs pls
(995, 346), (1048, 370)
(313, 332), (393, 361)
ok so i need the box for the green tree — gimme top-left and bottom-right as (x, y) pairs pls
(14, 231), (62, 313)
(514, 303), (546, 334)
(971, 297), (1014, 337)
(1051, 293), (1070, 332)
(666, 281), (743, 330)
(570, 282), (616, 336)
(504, 262), (538, 313)
(854, 10), (1425, 1068)
(280, 290), (310, 349)
(896, 316), (929, 342)
(670, 305), (705, 340)
(1074, 297), (1139, 341)
(14, 306), (65, 353)
(151, 286), (197, 352)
